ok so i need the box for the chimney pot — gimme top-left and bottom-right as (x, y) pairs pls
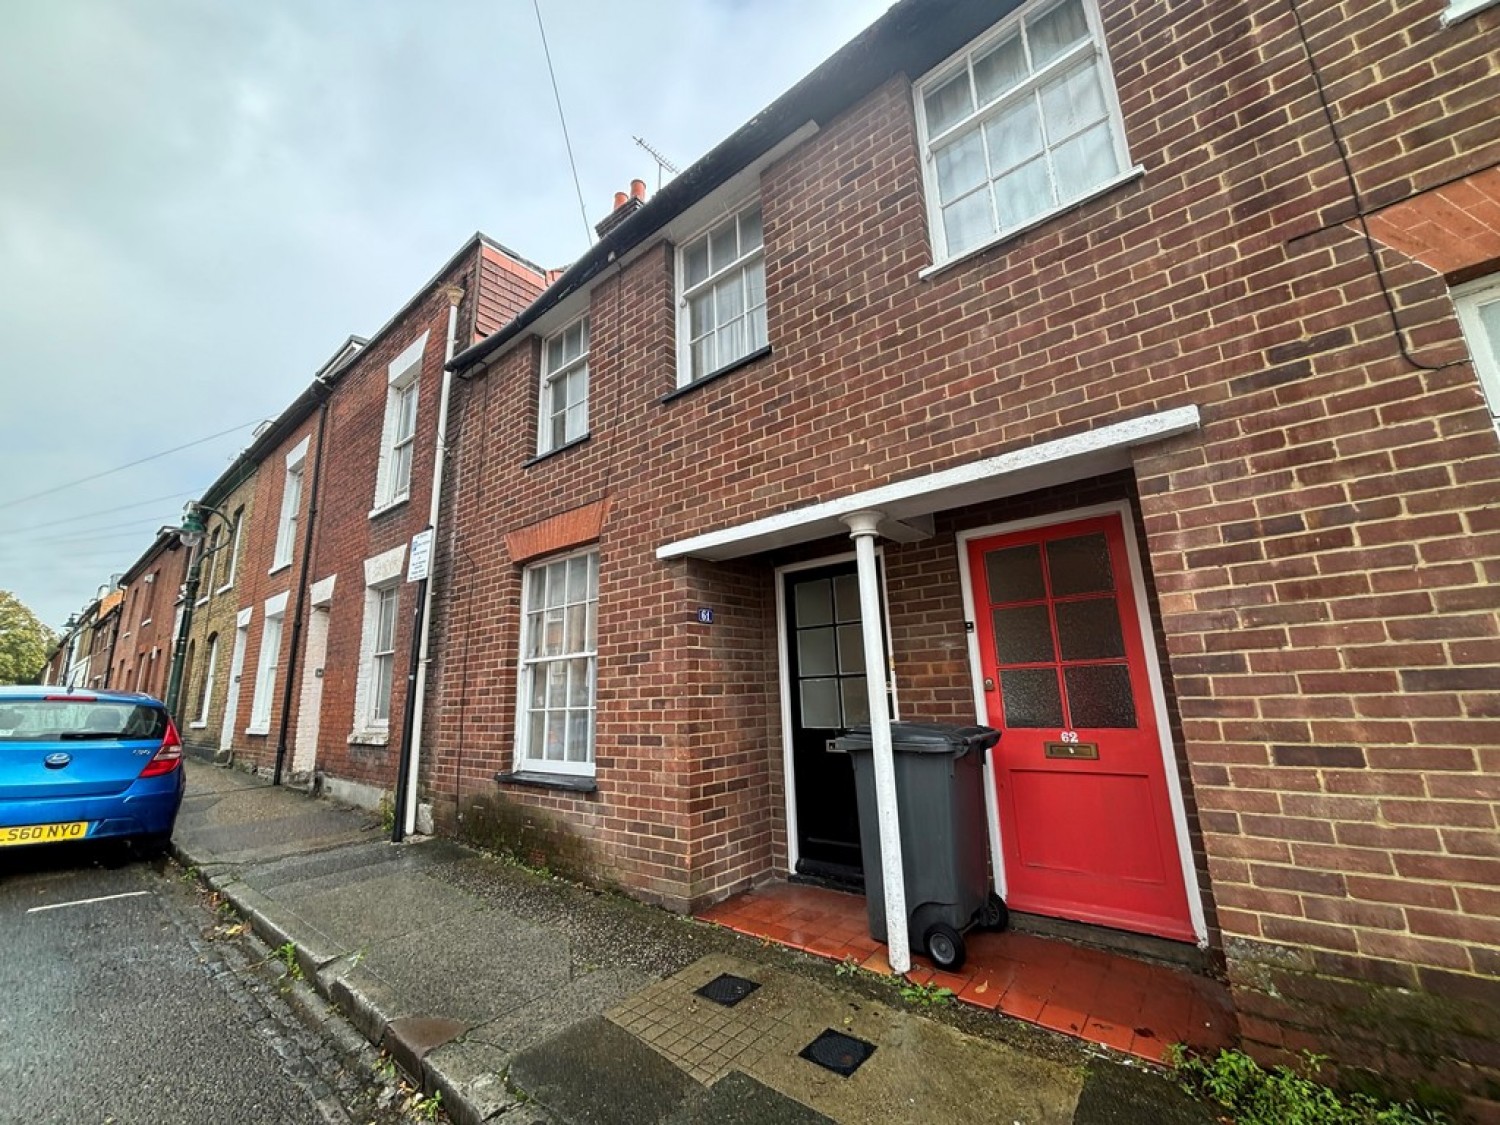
(613, 191), (628, 210)
(631, 179), (647, 201)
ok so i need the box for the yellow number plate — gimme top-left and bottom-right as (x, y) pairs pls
(0, 821), (91, 847)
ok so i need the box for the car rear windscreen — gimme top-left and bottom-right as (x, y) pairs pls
(0, 700), (169, 741)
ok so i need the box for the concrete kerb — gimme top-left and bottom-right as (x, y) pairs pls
(171, 838), (495, 1125)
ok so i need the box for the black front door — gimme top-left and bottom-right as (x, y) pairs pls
(784, 561), (885, 885)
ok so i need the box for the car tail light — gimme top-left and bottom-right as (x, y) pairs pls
(140, 719), (184, 778)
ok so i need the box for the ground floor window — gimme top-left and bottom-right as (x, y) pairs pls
(516, 549), (598, 775)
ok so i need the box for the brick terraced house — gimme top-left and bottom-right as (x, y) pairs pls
(421, 0), (1500, 1109)
(211, 236), (545, 825)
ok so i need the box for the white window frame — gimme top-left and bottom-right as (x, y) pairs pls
(272, 438), (309, 571)
(675, 200), (768, 387)
(192, 634), (218, 728)
(1442, 0), (1500, 26)
(197, 526), (221, 606)
(372, 332), (428, 515)
(219, 507), (244, 592)
(914, 0), (1136, 270)
(1453, 274), (1500, 432)
(351, 544), (407, 743)
(369, 585), (400, 727)
(538, 318), (589, 455)
(248, 592), (288, 735)
(515, 548), (599, 777)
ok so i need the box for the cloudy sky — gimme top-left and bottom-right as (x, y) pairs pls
(0, 0), (892, 632)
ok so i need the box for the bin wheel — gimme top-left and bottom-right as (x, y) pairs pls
(979, 893), (1009, 932)
(924, 923), (966, 971)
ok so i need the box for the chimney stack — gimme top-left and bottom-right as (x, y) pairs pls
(595, 179), (648, 239)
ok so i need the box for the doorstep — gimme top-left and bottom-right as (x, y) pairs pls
(695, 881), (1236, 1064)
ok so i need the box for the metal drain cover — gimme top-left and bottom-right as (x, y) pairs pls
(694, 973), (761, 1007)
(799, 1029), (876, 1076)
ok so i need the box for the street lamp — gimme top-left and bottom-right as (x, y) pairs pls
(162, 501), (228, 725)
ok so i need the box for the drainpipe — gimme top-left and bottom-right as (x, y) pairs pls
(398, 283), (464, 838)
(841, 510), (910, 974)
(273, 393), (330, 786)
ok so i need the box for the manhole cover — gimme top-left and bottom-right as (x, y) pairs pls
(695, 973), (761, 1007)
(799, 1029), (876, 1077)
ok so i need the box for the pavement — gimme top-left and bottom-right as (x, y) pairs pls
(173, 760), (1214, 1125)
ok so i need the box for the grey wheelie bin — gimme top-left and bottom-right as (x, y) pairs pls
(837, 722), (1004, 971)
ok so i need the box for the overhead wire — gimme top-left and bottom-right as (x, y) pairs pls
(0, 490), (199, 536)
(531, 0), (594, 250)
(0, 419), (261, 512)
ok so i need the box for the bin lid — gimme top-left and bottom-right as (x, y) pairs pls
(835, 722), (1000, 755)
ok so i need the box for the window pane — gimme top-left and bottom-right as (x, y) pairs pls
(836, 623), (866, 675)
(716, 320), (746, 369)
(1029, 0), (1089, 68)
(546, 661), (568, 708)
(841, 677), (870, 727)
(526, 572), (545, 611)
(832, 574), (862, 623)
(709, 218), (738, 272)
(691, 337), (714, 381)
(527, 710), (545, 757)
(567, 555), (590, 602)
(566, 711), (591, 762)
(545, 712), (567, 760)
(798, 627), (837, 677)
(392, 442), (413, 494)
(550, 413), (568, 452)
(1053, 120), (1118, 200)
(794, 579), (833, 626)
(396, 384), (417, 437)
(974, 34), (1027, 105)
(985, 543), (1045, 602)
(943, 189), (995, 257)
(1065, 664), (1137, 728)
(984, 98), (1044, 173)
(800, 678), (841, 728)
(1047, 533), (1114, 595)
(935, 129), (987, 203)
(372, 655), (392, 722)
(541, 607), (565, 656)
(747, 306), (768, 352)
(924, 71), (974, 135)
(1056, 598), (1126, 660)
(992, 604), (1056, 664)
(568, 657), (591, 706)
(745, 259), (766, 310)
(1478, 297), (1500, 349)
(1040, 62), (1107, 141)
(684, 238), (710, 288)
(1000, 668), (1064, 728)
(993, 158), (1054, 231)
(566, 605), (587, 652)
(545, 335), (565, 374)
(740, 206), (763, 250)
(530, 667), (546, 708)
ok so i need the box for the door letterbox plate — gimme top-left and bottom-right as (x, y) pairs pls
(1045, 741), (1099, 760)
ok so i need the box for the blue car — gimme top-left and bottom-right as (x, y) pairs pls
(0, 685), (185, 855)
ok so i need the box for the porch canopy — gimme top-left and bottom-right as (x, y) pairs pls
(655, 405), (1200, 972)
(655, 406), (1200, 563)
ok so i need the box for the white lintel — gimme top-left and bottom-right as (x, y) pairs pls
(657, 406), (1200, 562)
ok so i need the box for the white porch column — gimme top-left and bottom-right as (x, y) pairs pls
(841, 510), (910, 974)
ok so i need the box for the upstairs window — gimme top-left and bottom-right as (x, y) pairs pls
(677, 202), (767, 386)
(374, 333), (427, 512)
(272, 438), (309, 570)
(219, 506), (244, 592)
(916, 0), (1130, 265)
(1453, 274), (1500, 431)
(539, 318), (589, 454)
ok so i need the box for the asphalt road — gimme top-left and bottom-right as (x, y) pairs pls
(0, 843), (426, 1125)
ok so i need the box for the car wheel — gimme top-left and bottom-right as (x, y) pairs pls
(128, 833), (172, 860)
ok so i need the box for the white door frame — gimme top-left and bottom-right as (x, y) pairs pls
(221, 607), (252, 756)
(955, 499), (1209, 946)
(774, 548), (898, 875)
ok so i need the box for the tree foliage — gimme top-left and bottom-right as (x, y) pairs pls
(0, 590), (55, 685)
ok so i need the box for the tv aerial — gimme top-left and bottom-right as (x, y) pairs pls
(634, 136), (679, 189)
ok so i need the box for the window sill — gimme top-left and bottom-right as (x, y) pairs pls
(348, 731), (389, 747)
(140, 619), (153, 629)
(661, 345), (772, 404)
(524, 433), (591, 467)
(268, 562), (291, 576)
(216, 584), (234, 595)
(194, 598), (209, 608)
(919, 165), (1147, 281)
(245, 723), (269, 737)
(1442, 0), (1499, 24)
(496, 769), (597, 794)
(189, 720), (208, 730)
(368, 496), (410, 521)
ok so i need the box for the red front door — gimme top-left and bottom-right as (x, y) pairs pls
(969, 512), (1194, 942)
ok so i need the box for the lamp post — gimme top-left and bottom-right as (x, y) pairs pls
(163, 502), (225, 726)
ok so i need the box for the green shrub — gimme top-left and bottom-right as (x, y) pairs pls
(1168, 1047), (1448, 1125)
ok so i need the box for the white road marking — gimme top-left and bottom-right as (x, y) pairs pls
(26, 890), (151, 914)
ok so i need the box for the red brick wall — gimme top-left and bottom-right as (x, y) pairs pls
(113, 545), (187, 699)
(429, 0), (1498, 1103)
